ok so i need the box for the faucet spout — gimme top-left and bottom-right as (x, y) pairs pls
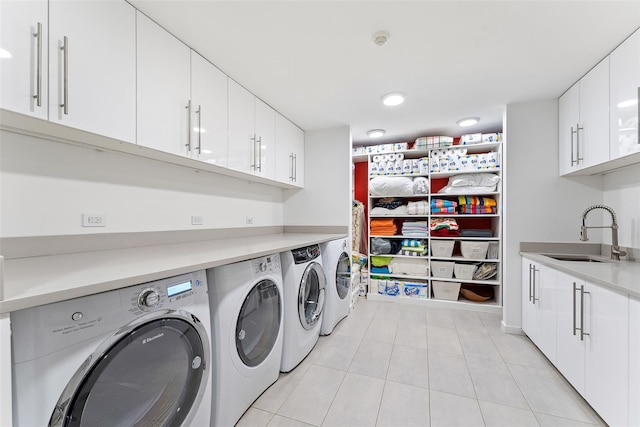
(580, 204), (626, 261)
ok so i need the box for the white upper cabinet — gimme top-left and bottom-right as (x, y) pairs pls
(559, 57), (610, 175)
(136, 12), (191, 156)
(275, 113), (305, 187)
(190, 51), (228, 167)
(48, 0), (136, 143)
(610, 29), (640, 160)
(0, 0), (48, 120)
(227, 79), (276, 179)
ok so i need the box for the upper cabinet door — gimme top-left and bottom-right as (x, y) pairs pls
(275, 113), (304, 187)
(579, 57), (610, 169)
(136, 12), (191, 156)
(227, 79), (255, 173)
(49, 0), (136, 143)
(254, 98), (276, 180)
(610, 29), (640, 160)
(559, 83), (580, 175)
(0, 0), (48, 119)
(190, 51), (228, 167)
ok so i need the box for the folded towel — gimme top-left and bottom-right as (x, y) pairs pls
(457, 196), (497, 207)
(431, 199), (458, 208)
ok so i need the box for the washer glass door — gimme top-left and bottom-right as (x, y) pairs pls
(336, 251), (351, 300)
(236, 279), (281, 367)
(50, 313), (208, 427)
(298, 262), (326, 330)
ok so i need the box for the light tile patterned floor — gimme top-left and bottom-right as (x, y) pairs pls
(237, 298), (605, 427)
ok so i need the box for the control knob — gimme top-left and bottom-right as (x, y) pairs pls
(138, 288), (160, 311)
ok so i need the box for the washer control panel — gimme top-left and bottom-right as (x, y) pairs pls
(252, 253), (281, 275)
(125, 270), (208, 315)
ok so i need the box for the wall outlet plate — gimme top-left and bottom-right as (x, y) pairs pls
(191, 215), (203, 225)
(82, 214), (106, 227)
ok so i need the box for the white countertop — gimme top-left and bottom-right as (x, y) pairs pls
(0, 232), (345, 314)
(521, 251), (640, 298)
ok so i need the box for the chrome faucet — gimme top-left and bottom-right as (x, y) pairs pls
(580, 204), (627, 261)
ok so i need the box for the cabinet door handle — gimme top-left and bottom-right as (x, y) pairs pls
(185, 100), (192, 152)
(579, 285), (590, 341)
(293, 153), (297, 181)
(576, 123), (584, 163)
(289, 153), (294, 180)
(570, 126), (576, 166)
(257, 136), (262, 171)
(33, 22), (42, 107)
(531, 266), (539, 304)
(60, 36), (69, 115)
(528, 264), (533, 302)
(195, 105), (202, 155)
(572, 282), (578, 336)
(250, 134), (256, 170)
(637, 87), (639, 148)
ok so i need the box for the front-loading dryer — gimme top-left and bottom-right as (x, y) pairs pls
(280, 244), (326, 373)
(10, 270), (212, 427)
(319, 238), (352, 335)
(207, 254), (284, 427)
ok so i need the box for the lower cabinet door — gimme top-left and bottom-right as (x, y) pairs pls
(555, 270), (585, 395)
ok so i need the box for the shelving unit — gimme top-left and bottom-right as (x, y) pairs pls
(364, 141), (503, 312)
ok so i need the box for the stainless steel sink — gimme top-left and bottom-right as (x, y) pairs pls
(541, 254), (609, 263)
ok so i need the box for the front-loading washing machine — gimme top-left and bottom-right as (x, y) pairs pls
(10, 270), (212, 427)
(207, 254), (284, 427)
(280, 244), (326, 373)
(319, 238), (352, 335)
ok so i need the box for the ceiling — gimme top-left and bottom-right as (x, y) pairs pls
(128, 1), (640, 146)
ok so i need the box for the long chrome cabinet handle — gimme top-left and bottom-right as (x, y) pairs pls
(185, 100), (192, 152)
(570, 126), (576, 166)
(637, 87), (639, 148)
(528, 264), (533, 302)
(289, 153), (294, 180)
(250, 134), (256, 170)
(580, 285), (590, 341)
(576, 123), (584, 163)
(532, 266), (539, 304)
(33, 22), (42, 107)
(60, 36), (68, 115)
(195, 105), (201, 154)
(572, 282), (578, 336)
(293, 153), (297, 181)
(257, 136), (262, 171)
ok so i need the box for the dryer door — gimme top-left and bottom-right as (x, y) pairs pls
(336, 250), (351, 300)
(49, 310), (209, 427)
(298, 262), (326, 330)
(235, 279), (281, 367)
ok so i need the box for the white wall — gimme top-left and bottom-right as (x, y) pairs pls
(283, 126), (351, 227)
(603, 163), (640, 249)
(0, 131), (284, 237)
(503, 99), (604, 331)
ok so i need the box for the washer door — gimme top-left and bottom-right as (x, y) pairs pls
(236, 279), (281, 367)
(298, 262), (326, 330)
(49, 310), (209, 427)
(335, 251), (351, 300)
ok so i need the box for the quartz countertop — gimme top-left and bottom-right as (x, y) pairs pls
(520, 250), (640, 299)
(0, 232), (345, 314)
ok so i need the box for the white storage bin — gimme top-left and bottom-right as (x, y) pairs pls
(431, 240), (455, 257)
(431, 261), (454, 279)
(432, 281), (461, 301)
(460, 241), (489, 259)
(454, 263), (477, 280)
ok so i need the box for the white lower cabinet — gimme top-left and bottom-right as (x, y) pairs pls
(521, 258), (556, 362)
(630, 296), (640, 427)
(554, 269), (629, 427)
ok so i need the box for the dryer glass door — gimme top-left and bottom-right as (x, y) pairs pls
(336, 251), (351, 300)
(298, 262), (326, 330)
(51, 316), (207, 427)
(236, 279), (281, 367)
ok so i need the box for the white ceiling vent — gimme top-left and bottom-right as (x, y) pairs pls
(372, 31), (390, 46)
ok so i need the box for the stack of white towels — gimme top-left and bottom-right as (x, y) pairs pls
(407, 200), (428, 215)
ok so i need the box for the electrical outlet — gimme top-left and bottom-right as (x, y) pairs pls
(246, 216), (254, 225)
(191, 215), (203, 225)
(82, 214), (106, 227)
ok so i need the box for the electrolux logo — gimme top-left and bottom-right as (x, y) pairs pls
(142, 332), (164, 344)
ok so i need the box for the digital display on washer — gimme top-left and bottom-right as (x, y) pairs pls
(167, 280), (192, 297)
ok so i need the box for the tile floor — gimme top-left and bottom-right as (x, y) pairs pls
(236, 298), (605, 427)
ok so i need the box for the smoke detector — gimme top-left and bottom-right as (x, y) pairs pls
(372, 31), (390, 46)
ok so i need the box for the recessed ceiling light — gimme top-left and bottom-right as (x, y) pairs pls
(381, 93), (406, 106)
(456, 117), (480, 127)
(372, 31), (390, 46)
(367, 129), (386, 138)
